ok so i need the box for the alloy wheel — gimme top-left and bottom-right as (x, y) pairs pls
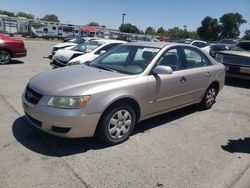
(0, 50), (11, 64)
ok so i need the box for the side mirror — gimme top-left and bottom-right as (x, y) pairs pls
(152, 65), (173, 75)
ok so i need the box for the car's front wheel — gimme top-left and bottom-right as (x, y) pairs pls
(96, 103), (136, 145)
(0, 49), (11, 64)
(200, 85), (218, 109)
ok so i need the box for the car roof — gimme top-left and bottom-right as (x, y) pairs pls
(123, 41), (172, 48)
(92, 39), (126, 44)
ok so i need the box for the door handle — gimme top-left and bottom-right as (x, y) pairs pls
(206, 72), (211, 77)
(180, 76), (187, 83)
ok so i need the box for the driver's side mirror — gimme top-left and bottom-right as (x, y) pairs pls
(152, 65), (173, 75)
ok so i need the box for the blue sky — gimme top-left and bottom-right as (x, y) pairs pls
(1, 0), (250, 35)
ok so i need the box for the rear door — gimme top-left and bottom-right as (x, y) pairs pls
(179, 47), (213, 103)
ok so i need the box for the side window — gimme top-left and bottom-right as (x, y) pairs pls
(156, 48), (181, 71)
(183, 48), (211, 68)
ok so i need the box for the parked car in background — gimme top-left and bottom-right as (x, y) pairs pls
(0, 34), (27, 64)
(68, 40), (126, 66)
(216, 40), (250, 80)
(51, 37), (98, 57)
(22, 42), (225, 145)
(210, 39), (238, 58)
(51, 39), (126, 68)
(175, 39), (211, 54)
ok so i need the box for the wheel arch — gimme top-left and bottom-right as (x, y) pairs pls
(96, 97), (141, 132)
(0, 47), (13, 57)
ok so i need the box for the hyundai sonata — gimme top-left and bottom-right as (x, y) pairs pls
(22, 42), (225, 145)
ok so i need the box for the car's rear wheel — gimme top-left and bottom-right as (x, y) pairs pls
(96, 103), (136, 145)
(0, 49), (11, 64)
(200, 85), (218, 109)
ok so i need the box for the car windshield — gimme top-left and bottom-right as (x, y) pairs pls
(70, 37), (86, 44)
(72, 41), (103, 52)
(229, 42), (250, 52)
(89, 45), (160, 75)
(219, 39), (238, 45)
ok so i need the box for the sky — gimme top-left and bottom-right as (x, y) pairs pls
(1, 0), (250, 35)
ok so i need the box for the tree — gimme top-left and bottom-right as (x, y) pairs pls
(0, 10), (15, 17)
(167, 27), (188, 39)
(88, 22), (100, 27)
(16, 12), (34, 19)
(157, 27), (166, 35)
(197, 16), (221, 41)
(243, 29), (250, 40)
(119, 23), (140, 34)
(41, 14), (59, 22)
(145, 26), (156, 35)
(220, 13), (246, 38)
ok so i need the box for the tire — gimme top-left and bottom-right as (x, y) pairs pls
(200, 85), (218, 110)
(0, 49), (11, 64)
(96, 103), (136, 145)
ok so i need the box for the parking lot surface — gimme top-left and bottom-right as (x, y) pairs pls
(0, 40), (250, 188)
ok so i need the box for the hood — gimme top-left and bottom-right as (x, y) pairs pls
(219, 50), (250, 58)
(54, 42), (77, 48)
(54, 49), (84, 62)
(28, 65), (133, 96)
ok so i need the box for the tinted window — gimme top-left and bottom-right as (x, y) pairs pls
(52, 26), (56, 30)
(156, 48), (181, 71)
(63, 27), (73, 32)
(192, 42), (207, 48)
(183, 48), (211, 68)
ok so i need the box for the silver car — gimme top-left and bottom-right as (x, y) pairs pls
(22, 42), (225, 145)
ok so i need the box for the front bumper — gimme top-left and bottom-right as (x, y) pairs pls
(13, 49), (27, 58)
(22, 93), (101, 138)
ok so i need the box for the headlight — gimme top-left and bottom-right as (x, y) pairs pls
(47, 96), (90, 109)
(67, 61), (81, 66)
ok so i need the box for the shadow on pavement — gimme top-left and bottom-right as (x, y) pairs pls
(8, 60), (25, 64)
(225, 77), (250, 89)
(13, 105), (199, 157)
(221, 138), (250, 154)
(12, 116), (108, 157)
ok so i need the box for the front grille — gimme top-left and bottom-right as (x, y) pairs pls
(25, 86), (43, 105)
(25, 113), (42, 128)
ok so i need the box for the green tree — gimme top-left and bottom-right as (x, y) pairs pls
(220, 13), (246, 38)
(41, 14), (60, 22)
(0, 10), (15, 17)
(167, 27), (187, 39)
(243, 29), (250, 40)
(119, 23), (140, 34)
(197, 16), (221, 41)
(145, 26), (156, 35)
(88, 22), (100, 27)
(157, 27), (166, 35)
(16, 12), (34, 19)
